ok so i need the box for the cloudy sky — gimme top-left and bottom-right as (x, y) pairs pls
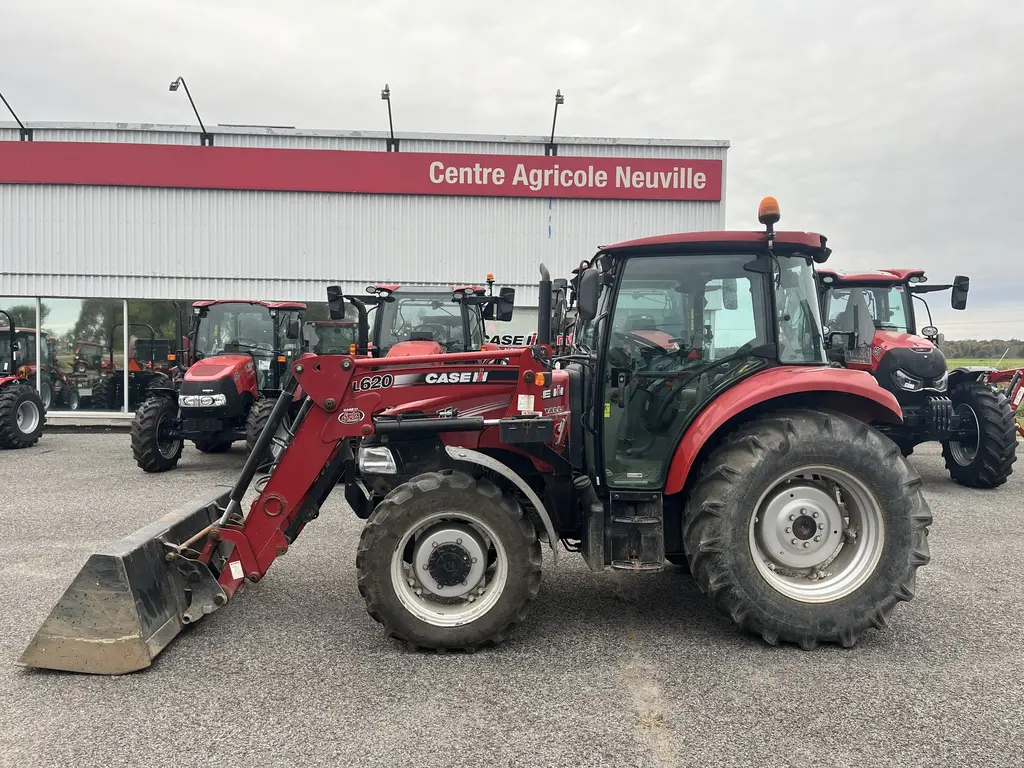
(3, 0), (1022, 339)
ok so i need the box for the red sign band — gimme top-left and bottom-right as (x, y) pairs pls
(0, 141), (723, 202)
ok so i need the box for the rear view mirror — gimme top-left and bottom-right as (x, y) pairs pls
(576, 267), (601, 324)
(722, 278), (738, 311)
(951, 275), (969, 310)
(286, 318), (301, 340)
(496, 286), (515, 322)
(327, 285), (346, 320)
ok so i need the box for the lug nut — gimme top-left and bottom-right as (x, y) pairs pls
(471, 557), (478, 563)
(803, 542), (810, 548)
(457, 538), (463, 545)
(789, 514), (796, 521)
(800, 508), (806, 514)
(432, 541), (438, 548)
(791, 538), (798, 545)
(819, 523), (825, 530)
(813, 511), (820, 519)
(422, 564), (429, 570)
(814, 536), (821, 542)
(785, 527), (792, 533)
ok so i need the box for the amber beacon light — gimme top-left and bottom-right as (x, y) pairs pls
(758, 196), (781, 226)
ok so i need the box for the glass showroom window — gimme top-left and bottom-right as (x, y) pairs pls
(43, 298), (129, 414)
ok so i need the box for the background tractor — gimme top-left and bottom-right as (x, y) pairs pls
(0, 310), (46, 449)
(22, 199), (934, 675)
(817, 268), (1017, 488)
(90, 323), (176, 411)
(0, 325), (69, 410)
(130, 299), (307, 472)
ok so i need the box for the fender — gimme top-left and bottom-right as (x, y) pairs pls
(443, 444), (560, 564)
(663, 366), (903, 495)
(948, 366), (994, 386)
(0, 375), (21, 388)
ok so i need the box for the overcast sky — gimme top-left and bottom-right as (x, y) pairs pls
(3, 0), (1023, 339)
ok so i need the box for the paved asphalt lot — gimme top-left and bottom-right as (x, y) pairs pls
(1, 433), (1022, 768)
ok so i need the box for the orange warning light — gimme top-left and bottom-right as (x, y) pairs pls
(758, 196), (781, 226)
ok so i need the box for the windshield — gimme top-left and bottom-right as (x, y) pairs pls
(0, 331), (36, 370)
(824, 283), (911, 334)
(305, 321), (359, 354)
(775, 257), (827, 363)
(195, 304), (277, 359)
(376, 292), (482, 354)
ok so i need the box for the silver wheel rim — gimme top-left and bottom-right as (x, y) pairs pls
(16, 400), (40, 434)
(156, 412), (181, 459)
(391, 510), (509, 627)
(40, 384), (51, 409)
(70, 391), (79, 410)
(749, 465), (885, 603)
(948, 404), (979, 466)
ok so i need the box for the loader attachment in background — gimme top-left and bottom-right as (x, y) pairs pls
(18, 485), (232, 676)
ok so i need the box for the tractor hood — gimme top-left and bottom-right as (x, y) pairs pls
(872, 330), (936, 352)
(182, 354), (258, 397)
(871, 330), (947, 384)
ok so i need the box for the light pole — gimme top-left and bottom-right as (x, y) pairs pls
(545, 89), (564, 156)
(381, 84), (398, 152)
(169, 77), (213, 146)
(0, 91), (31, 141)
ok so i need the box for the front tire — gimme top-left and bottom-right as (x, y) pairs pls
(683, 408), (931, 649)
(0, 382), (46, 448)
(131, 396), (183, 472)
(941, 380), (1018, 488)
(356, 471), (543, 651)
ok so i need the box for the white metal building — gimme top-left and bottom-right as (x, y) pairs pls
(0, 121), (728, 418)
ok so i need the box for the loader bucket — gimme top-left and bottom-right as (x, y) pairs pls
(19, 485), (232, 676)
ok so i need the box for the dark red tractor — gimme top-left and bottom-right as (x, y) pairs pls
(817, 267), (1017, 488)
(130, 299), (307, 472)
(23, 198), (935, 675)
(89, 323), (176, 411)
(0, 310), (46, 448)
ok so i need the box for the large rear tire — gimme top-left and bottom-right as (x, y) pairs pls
(356, 470), (543, 651)
(0, 382), (46, 449)
(683, 408), (931, 650)
(941, 380), (1018, 488)
(92, 377), (116, 410)
(131, 396), (183, 472)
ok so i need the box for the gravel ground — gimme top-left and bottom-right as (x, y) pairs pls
(1, 433), (1022, 768)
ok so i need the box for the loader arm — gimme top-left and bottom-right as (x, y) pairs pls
(20, 347), (557, 675)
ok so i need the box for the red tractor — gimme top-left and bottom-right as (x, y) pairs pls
(817, 268), (1017, 488)
(89, 323), (176, 411)
(0, 325), (69, 411)
(23, 198), (934, 675)
(0, 310), (46, 448)
(130, 299), (308, 472)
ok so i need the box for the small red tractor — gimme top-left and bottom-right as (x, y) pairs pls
(817, 268), (1018, 488)
(130, 300), (308, 472)
(0, 325), (70, 410)
(90, 323), (176, 411)
(0, 310), (46, 448)
(22, 199), (934, 675)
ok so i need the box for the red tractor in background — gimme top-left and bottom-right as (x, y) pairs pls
(22, 199), (935, 675)
(0, 326), (70, 410)
(89, 323), (176, 411)
(817, 268), (1017, 488)
(0, 310), (46, 448)
(131, 299), (308, 472)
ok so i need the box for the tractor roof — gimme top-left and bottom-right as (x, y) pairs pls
(1, 327), (50, 336)
(818, 268), (926, 284)
(191, 300), (306, 310)
(600, 230), (829, 257)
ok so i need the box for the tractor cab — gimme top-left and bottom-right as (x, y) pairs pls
(335, 277), (515, 357)
(304, 319), (360, 355)
(188, 300), (306, 392)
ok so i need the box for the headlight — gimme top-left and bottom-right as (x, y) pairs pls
(891, 369), (924, 392)
(358, 445), (398, 475)
(932, 370), (948, 393)
(178, 393), (227, 408)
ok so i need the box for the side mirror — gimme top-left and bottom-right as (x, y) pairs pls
(951, 275), (969, 310)
(327, 285), (347, 320)
(722, 278), (738, 311)
(576, 267), (601, 324)
(286, 318), (301, 341)
(12, 340), (22, 353)
(497, 287), (515, 322)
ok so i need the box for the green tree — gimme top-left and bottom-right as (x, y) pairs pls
(3, 302), (50, 328)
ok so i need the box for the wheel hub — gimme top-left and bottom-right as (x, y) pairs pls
(413, 524), (488, 598)
(755, 482), (843, 570)
(16, 401), (40, 434)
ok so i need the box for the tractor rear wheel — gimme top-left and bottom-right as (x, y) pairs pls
(92, 377), (115, 410)
(193, 439), (232, 453)
(941, 380), (1018, 488)
(131, 396), (183, 472)
(356, 470), (543, 651)
(0, 382), (46, 448)
(683, 408), (931, 650)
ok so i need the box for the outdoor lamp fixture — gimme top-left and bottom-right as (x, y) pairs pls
(169, 76), (213, 146)
(545, 89), (564, 156)
(0, 91), (31, 141)
(381, 84), (398, 152)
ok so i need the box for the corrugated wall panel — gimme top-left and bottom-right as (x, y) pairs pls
(1, 125), (727, 305)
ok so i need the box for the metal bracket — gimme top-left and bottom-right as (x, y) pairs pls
(200, 132), (214, 146)
(172, 557), (228, 624)
(444, 444), (560, 563)
(19, 128), (32, 141)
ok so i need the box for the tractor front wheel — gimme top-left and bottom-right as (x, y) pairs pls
(131, 396), (183, 472)
(684, 408), (931, 650)
(356, 470), (543, 651)
(941, 380), (1018, 488)
(0, 382), (46, 448)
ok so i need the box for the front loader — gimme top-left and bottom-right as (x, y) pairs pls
(21, 198), (934, 675)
